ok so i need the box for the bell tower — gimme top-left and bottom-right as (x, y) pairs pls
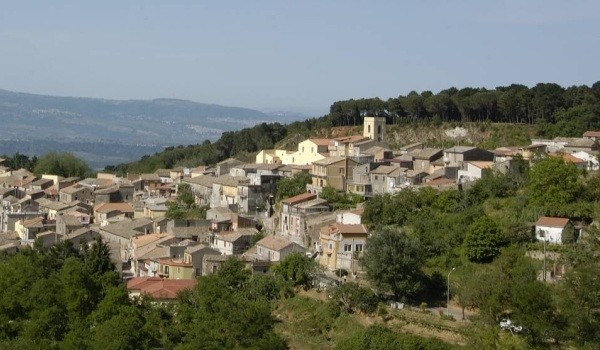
(363, 116), (386, 141)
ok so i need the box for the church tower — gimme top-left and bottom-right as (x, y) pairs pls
(363, 116), (386, 141)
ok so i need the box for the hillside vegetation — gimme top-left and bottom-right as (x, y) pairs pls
(108, 81), (600, 173)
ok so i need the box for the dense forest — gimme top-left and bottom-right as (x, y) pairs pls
(106, 82), (600, 174)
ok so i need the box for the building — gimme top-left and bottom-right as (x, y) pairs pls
(443, 146), (494, 168)
(211, 228), (256, 255)
(281, 138), (332, 165)
(255, 235), (306, 262)
(457, 161), (495, 182)
(255, 149), (293, 164)
(183, 244), (220, 277)
(319, 223), (369, 272)
(310, 156), (359, 192)
(279, 193), (329, 238)
(535, 217), (575, 244)
(363, 116), (386, 141)
(127, 277), (196, 300)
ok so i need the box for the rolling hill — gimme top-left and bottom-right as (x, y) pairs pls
(0, 89), (303, 168)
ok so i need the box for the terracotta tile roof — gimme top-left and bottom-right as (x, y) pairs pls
(468, 161), (494, 169)
(412, 148), (443, 160)
(256, 235), (297, 251)
(320, 223), (369, 237)
(583, 131), (600, 138)
(217, 158), (244, 166)
(548, 152), (586, 164)
(334, 135), (369, 144)
(281, 192), (316, 205)
(94, 202), (134, 214)
(313, 156), (351, 166)
(126, 277), (196, 299)
(308, 138), (333, 146)
(21, 217), (44, 228)
(422, 177), (456, 186)
(216, 228), (257, 243)
(492, 147), (521, 156)
(370, 165), (402, 175)
(535, 217), (570, 228)
(158, 258), (193, 267)
(131, 233), (171, 247)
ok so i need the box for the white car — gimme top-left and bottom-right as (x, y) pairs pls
(500, 318), (523, 333)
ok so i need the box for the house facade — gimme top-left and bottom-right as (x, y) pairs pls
(255, 235), (306, 262)
(535, 217), (575, 244)
(319, 223), (369, 272)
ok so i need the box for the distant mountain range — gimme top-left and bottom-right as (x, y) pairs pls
(0, 89), (306, 168)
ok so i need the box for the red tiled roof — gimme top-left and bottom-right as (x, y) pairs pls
(548, 152), (586, 164)
(583, 131), (600, 137)
(94, 202), (134, 214)
(256, 235), (296, 251)
(535, 216), (570, 228)
(126, 277), (196, 299)
(321, 223), (368, 236)
(281, 192), (316, 205)
(309, 138), (333, 146)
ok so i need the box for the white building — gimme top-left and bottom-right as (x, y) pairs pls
(457, 161), (494, 182)
(572, 151), (599, 171)
(535, 217), (573, 244)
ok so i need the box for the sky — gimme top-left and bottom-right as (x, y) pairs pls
(0, 1), (598, 116)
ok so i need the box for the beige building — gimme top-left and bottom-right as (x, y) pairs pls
(319, 223), (369, 273)
(363, 116), (386, 141)
(255, 235), (306, 262)
(255, 149), (293, 164)
(282, 138), (332, 165)
(310, 156), (359, 191)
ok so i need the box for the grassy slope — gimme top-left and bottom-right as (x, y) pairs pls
(274, 292), (468, 350)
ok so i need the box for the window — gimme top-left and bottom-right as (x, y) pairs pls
(374, 175), (378, 180)
(339, 168), (345, 174)
(344, 244), (352, 252)
(302, 146), (305, 152)
(329, 243), (333, 249)
(377, 125), (381, 135)
(312, 147), (314, 153)
(355, 244), (363, 252)
(368, 125), (371, 133)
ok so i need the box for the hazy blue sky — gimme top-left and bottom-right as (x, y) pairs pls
(1, 1), (598, 116)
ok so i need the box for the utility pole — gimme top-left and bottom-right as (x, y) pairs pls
(447, 267), (455, 316)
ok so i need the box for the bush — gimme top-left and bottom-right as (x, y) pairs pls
(330, 282), (379, 315)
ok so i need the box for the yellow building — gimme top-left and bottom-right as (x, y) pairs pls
(281, 138), (332, 165)
(319, 223), (369, 272)
(157, 258), (194, 279)
(255, 149), (292, 164)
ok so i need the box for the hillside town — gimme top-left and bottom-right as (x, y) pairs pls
(1, 117), (597, 300)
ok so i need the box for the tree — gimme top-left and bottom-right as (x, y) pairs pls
(33, 152), (92, 178)
(330, 282), (378, 315)
(361, 227), (424, 300)
(175, 274), (286, 349)
(528, 157), (582, 214)
(464, 216), (504, 263)
(166, 183), (206, 220)
(272, 252), (317, 289)
(275, 172), (312, 201)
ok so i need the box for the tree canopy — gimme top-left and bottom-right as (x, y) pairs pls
(361, 227), (425, 300)
(33, 152), (93, 178)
